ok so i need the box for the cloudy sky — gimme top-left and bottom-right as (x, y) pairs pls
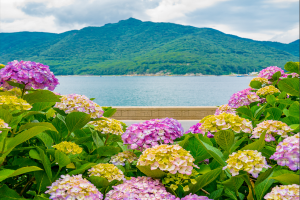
(1, 0), (299, 43)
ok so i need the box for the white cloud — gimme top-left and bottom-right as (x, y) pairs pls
(270, 24), (299, 43)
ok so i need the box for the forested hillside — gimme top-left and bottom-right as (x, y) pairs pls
(0, 18), (299, 75)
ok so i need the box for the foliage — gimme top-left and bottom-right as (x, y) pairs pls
(0, 61), (299, 199)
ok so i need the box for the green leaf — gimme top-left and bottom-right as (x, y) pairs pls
(34, 171), (51, 194)
(0, 109), (12, 123)
(55, 150), (71, 169)
(250, 81), (262, 89)
(0, 166), (43, 182)
(52, 117), (68, 137)
(290, 124), (299, 132)
(92, 131), (104, 148)
(255, 172), (275, 200)
(266, 95), (276, 107)
(236, 107), (254, 119)
(6, 81), (25, 89)
(214, 130), (235, 151)
(265, 108), (282, 120)
(278, 78), (299, 97)
(254, 103), (268, 119)
(230, 137), (247, 153)
(36, 147), (52, 182)
(187, 167), (222, 194)
(241, 131), (266, 151)
(29, 149), (41, 160)
(36, 132), (54, 148)
(31, 102), (56, 111)
(271, 174), (300, 185)
(88, 176), (110, 188)
(284, 61), (299, 73)
(68, 163), (96, 176)
(289, 101), (299, 118)
(19, 122), (57, 132)
(33, 196), (49, 200)
(272, 71), (281, 81)
(65, 112), (91, 133)
(255, 167), (275, 186)
(96, 146), (120, 157)
(209, 188), (223, 199)
(0, 184), (26, 199)
(23, 90), (61, 104)
(137, 165), (166, 179)
(103, 107), (117, 117)
(222, 176), (244, 196)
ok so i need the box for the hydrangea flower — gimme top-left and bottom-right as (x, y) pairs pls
(199, 113), (252, 134)
(53, 141), (83, 155)
(137, 144), (197, 175)
(45, 174), (103, 200)
(0, 60), (59, 90)
(223, 150), (270, 178)
(264, 184), (299, 200)
(0, 118), (10, 134)
(215, 104), (236, 115)
(270, 133), (299, 170)
(228, 88), (261, 108)
(88, 163), (124, 182)
(122, 118), (184, 151)
(251, 120), (293, 142)
(258, 66), (285, 80)
(89, 118), (123, 135)
(289, 73), (299, 78)
(163, 169), (199, 191)
(105, 176), (179, 200)
(256, 85), (280, 97)
(249, 77), (270, 85)
(0, 95), (32, 111)
(110, 151), (138, 166)
(54, 94), (104, 119)
(181, 194), (212, 200)
(185, 123), (204, 134)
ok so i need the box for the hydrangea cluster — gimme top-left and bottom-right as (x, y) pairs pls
(6, 88), (22, 97)
(110, 151), (138, 166)
(105, 176), (179, 200)
(163, 169), (199, 191)
(223, 150), (270, 178)
(256, 85), (280, 97)
(122, 118), (184, 150)
(258, 66), (285, 80)
(270, 133), (299, 170)
(185, 123), (204, 134)
(137, 144), (197, 175)
(228, 88), (261, 108)
(0, 60), (59, 90)
(88, 163), (124, 182)
(0, 95), (32, 111)
(45, 174), (103, 200)
(53, 141), (83, 155)
(215, 104), (236, 115)
(181, 194), (212, 200)
(0, 119), (10, 134)
(54, 94), (104, 119)
(199, 113), (252, 134)
(249, 77), (270, 85)
(251, 120), (293, 142)
(264, 184), (299, 200)
(289, 73), (299, 78)
(89, 118), (123, 135)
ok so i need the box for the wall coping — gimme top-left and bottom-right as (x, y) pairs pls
(111, 106), (218, 120)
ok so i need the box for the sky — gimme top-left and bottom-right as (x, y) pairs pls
(0, 0), (299, 43)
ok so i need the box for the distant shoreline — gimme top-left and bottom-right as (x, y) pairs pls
(56, 74), (256, 77)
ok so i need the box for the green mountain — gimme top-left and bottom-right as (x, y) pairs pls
(0, 18), (299, 75)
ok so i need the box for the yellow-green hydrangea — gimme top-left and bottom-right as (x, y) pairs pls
(256, 85), (280, 97)
(89, 118), (124, 135)
(53, 141), (83, 155)
(0, 118), (10, 134)
(249, 77), (269, 86)
(110, 151), (137, 166)
(223, 150), (270, 178)
(163, 169), (199, 192)
(264, 184), (299, 200)
(199, 113), (253, 133)
(0, 95), (32, 111)
(88, 163), (124, 182)
(137, 144), (198, 175)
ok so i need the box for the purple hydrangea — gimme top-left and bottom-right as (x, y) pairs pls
(122, 118), (184, 151)
(185, 123), (203, 134)
(228, 88), (261, 108)
(105, 176), (179, 200)
(270, 133), (299, 170)
(0, 60), (59, 90)
(181, 194), (212, 200)
(258, 66), (285, 80)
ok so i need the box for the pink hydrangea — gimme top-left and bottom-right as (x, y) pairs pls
(228, 88), (260, 108)
(122, 118), (184, 151)
(258, 66), (285, 79)
(185, 123), (203, 134)
(105, 177), (179, 200)
(270, 133), (299, 170)
(215, 104), (236, 115)
(264, 184), (299, 200)
(0, 60), (59, 90)
(181, 194), (212, 200)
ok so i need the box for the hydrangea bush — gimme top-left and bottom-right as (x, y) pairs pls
(0, 61), (299, 200)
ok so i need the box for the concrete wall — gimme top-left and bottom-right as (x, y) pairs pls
(112, 106), (218, 120)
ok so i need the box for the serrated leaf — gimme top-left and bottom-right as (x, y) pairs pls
(65, 112), (91, 133)
(55, 150), (71, 169)
(23, 90), (61, 104)
(241, 131), (266, 151)
(284, 61), (299, 73)
(265, 108), (282, 120)
(250, 81), (262, 89)
(19, 122), (57, 132)
(266, 95), (276, 107)
(68, 163), (96, 175)
(271, 174), (300, 185)
(236, 107), (254, 119)
(289, 101), (299, 118)
(278, 78), (299, 97)
(214, 130), (234, 151)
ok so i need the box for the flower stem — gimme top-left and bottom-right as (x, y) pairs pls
(104, 134), (110, 146)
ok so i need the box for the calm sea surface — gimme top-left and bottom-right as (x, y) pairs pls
(54, 76), (252, 106)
